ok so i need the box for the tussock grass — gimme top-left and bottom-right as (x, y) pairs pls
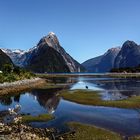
(60, 89), (140, 108)
(129, 136), (140, 140)
(65, 122), (122, 140)
(22, 114), (54, 123)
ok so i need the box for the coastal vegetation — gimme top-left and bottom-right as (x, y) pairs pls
(22, 114), (54, 123)
(60, 89), (140, 108)
(0, 64), (35, 83)
(65, 122), (122, 140)
(110, 65), (140, 73)
(129, 136), (140, 140)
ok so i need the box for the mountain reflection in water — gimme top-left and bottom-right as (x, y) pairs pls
(0, 88), (62, 115)
(70, 77), (140, 100)
(0, 77), (140, 136)
(31, 88), (61, 114)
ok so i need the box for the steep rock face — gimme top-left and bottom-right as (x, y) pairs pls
(82, 56), (103, 72)
(114, 41), (140, 68)
(34, 32), (84, 72)
(82, 47), (120, 72)
(0, 49), (13, 70)
(2, 32), (85, 73)
(97, 47), (121, 72)
(1, 49), (25, 67)
(25, 46), (70, 73)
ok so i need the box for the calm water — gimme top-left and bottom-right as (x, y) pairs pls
(0, 76), (140, 136)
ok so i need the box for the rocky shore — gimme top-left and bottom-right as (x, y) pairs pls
(0, 123), (52, 140)
(0, 78), (46, 95)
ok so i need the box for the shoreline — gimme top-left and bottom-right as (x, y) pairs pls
(0, 78), (46, 95)
(37, 72), (140, 78)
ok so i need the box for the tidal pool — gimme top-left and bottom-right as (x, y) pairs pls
(0, 76), (140, 136)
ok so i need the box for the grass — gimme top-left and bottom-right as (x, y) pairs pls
(37, 73), (140, 79)
(60, 89), (140, 108)
(64, 122), (122, 140)
(107, 73), (140, 78)
(129, 136), (140, 140)
(36, 73), (106, 78)
(37, 83), (68, 89)
(22, 114), (54, 123)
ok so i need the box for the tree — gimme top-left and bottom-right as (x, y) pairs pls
(2, 64), (13, 74)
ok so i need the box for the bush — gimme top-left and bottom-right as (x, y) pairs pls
(0, 65), (35, 83)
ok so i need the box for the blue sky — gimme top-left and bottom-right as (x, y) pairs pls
(0, 0), (140, 63)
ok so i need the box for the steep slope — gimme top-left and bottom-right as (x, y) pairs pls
(1, 49), (25, 67)
(82, 47), (120, 72)
(32, 32), (84, 72)
(25, 32), (84, 73)
(25, 46), (70, 73)
(114, 40), (140, 68)
(97, 47), (121, 72)
(0, 49), (13, 70)
(2, 32), (85, 73)
(82, 55), (103, 72)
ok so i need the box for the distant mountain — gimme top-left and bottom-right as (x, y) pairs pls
(82, 56), (103, 72)
(114, 40), (140, 68)
(0, 49), (13, 70)
(2, 32), (85, 73)
(1, 49), (25, 67)
(82, 47), (120, 72)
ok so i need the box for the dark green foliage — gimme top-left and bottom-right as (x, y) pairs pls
(0, 49), (13, 71)
(13, 66), (21, 75)
(0, 49), (35, 83)
(2, 64), (14, 74)
(0, 66), (35, 83)
(110, 65), (140, 73)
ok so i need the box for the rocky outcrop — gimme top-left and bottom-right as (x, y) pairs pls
(114, 40), (140, 68)
(82, 47), (120, 72)
(1, 49), (25, 67)
(0, 49), (13, 70)
(2, 32), (85, 73)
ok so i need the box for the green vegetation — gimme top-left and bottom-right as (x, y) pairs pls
(108, 73), (140, 78)
(129, 136), (140, 140)
(0, 64), (35, 83)
(22, 114), (54, 123)
(60, 89), (140, 108)
(64, 122), (122, 140)
(110, 65), (140, 73)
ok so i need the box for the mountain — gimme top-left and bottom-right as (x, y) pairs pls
(1, 49), (25, 67)
(0, 49), (13, 70)
(82, 47), (121, 72)
(2, 32), (84, 73)
(25, 32), (85, 73)
(82, 55), (103, 72)
(114, 40), (140, 68)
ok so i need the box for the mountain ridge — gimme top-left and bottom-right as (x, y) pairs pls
(82, 40), (140, 73)
(1, 32), (84, 73)
(82, 47), (121, 72)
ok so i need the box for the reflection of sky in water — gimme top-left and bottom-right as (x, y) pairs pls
(70, 77), (103, 91)
(1, 77), (140, 136)
(70, 77), (140, 100)
(31, 99), (140, 136)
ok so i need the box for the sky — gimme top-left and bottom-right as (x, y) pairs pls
(0, 0), (140, 63)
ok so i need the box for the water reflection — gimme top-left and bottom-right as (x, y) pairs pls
(0, 76), (140, 136)
(0, 88), (62, 115)
(46, 77), (76, 84)
(71, 77), (140, 100)
(0, 96), (12, 106)
(31, 89), (61, 114)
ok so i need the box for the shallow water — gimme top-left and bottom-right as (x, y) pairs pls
(0, 76), (140, 136)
